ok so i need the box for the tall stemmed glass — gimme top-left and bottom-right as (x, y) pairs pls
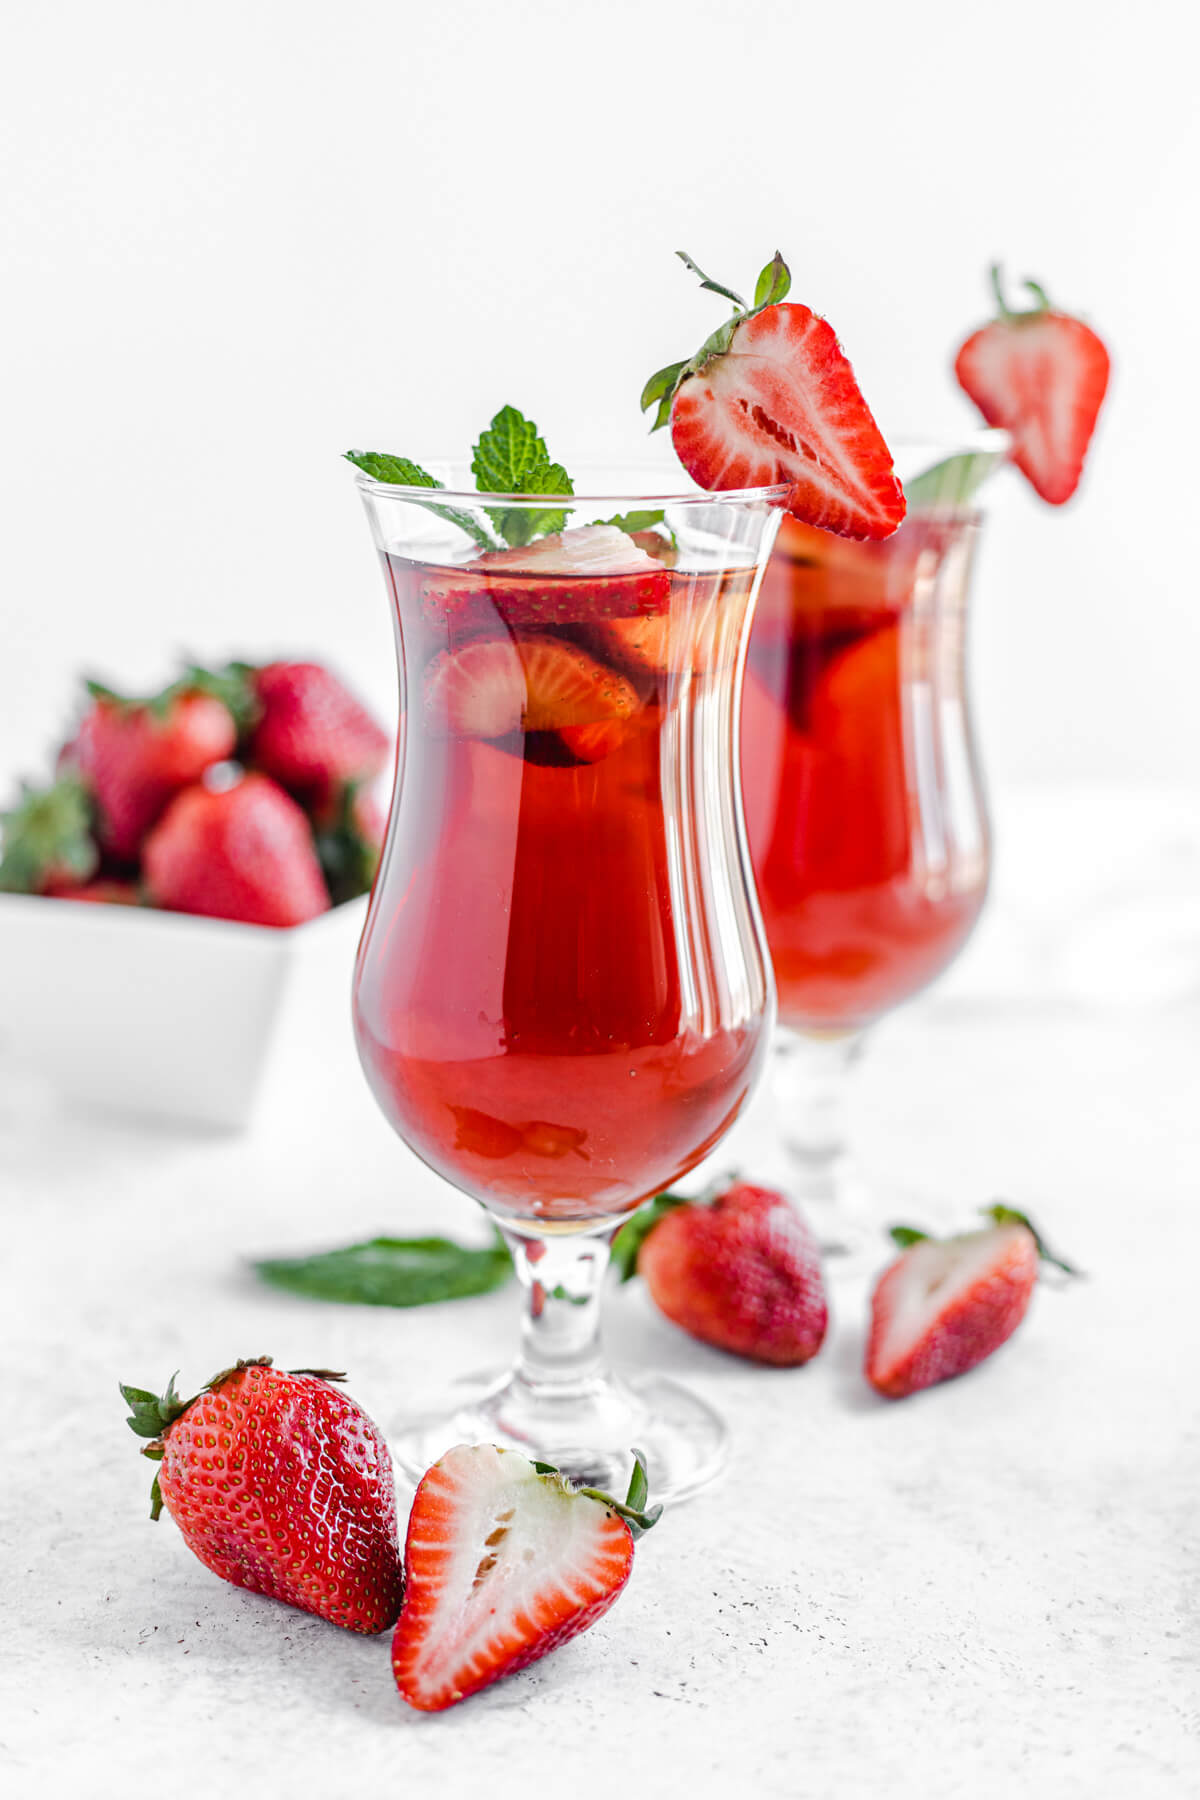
(352, 467), (785, 1501)
(740, 434), (1003, 1250)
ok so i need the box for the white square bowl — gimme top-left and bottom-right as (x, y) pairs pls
(0, 894), (367, 1130)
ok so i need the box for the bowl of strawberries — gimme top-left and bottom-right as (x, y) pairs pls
(0, 658), (392, 1129)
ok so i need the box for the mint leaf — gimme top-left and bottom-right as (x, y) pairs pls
(904, 449), (1003, 512)
(471, 407), (574, 547)
(344, 451), (496, 551)
(254, 1231), (513, 1307)
(595, 509), (666, 535)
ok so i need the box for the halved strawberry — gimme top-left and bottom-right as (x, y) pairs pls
(423, 635), (640, 742)
(421, 525), (671, 631)
(392, 1444), (659, 1712)
(643, 252), (905, 542)
(866, 1205), (1078, 1399)
(954, 266), (1110, 505)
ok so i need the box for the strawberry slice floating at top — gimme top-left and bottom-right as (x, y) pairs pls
(643, 252), (905, 542)
(392, 1443), (659, 1711)
(954, 265), (1110, 505)
(423, 633), (640, 744)
(421, 524), (671, 632)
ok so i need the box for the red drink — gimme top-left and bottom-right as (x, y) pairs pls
(742, 514), (989, 1032)
(353, 530), (770, 1226)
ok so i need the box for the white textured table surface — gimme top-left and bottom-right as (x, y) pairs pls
(2, 786), (1198, 1799)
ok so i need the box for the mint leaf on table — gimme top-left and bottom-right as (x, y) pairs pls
(254, 1231), (513, 1307)
(344, 450), (497, 551)
(471, 405), (574, 547)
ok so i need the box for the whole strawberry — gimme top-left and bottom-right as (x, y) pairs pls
(866, 1204), (1079, 1399)
(955, 265), (1110, 505)
(616, 1181), (829, 1366)
(121, 1357), (404, 1634)
(240, 661), (389, 802)
(65, 678), (238, 860)
(142, 771), (330, 926)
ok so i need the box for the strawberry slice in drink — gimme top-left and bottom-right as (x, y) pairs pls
(422, 633), (640, 755)
(421, 524), (671, 633)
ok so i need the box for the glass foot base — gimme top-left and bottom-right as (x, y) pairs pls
(388, 1366), (728, 1506)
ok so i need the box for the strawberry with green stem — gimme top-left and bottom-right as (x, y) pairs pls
(0, 773), (99, 894)
(613, 1178), (829, 1366)
(866, 1202), (1080, 1399)
(64, 676), (238, 860)
(954, 265), (1110, 505)
(642, 251), (905, 542)
(121, 1356), (405, 1634)
(142, 770), (330, 927)
(392, 1443), (659, 1711)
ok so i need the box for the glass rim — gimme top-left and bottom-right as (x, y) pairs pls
(350, 463), (794, 509)
(349, 428), (1010, 509)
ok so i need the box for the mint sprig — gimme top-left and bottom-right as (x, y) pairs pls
(471, 406), (574, 547)
(254, 1230), (513, 1307)
(344, 451), (497, 551)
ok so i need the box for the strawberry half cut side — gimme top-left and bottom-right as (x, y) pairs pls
(864, 1203), (1081, 1399)
(421, 524), (671, 631)
(643, 252), (905, 542)
(954, 265), (1110, 506)
(392, 1444), (659, 1711)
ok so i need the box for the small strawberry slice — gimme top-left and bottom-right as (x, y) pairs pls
(954, 266), (1110, 505)
(423, 635), (640, 741)
(643, 251), (905, 542)
(392, 1444), (659, 1712)
(866, 1204), (1079, 1399)
(422, 524), (671, 631)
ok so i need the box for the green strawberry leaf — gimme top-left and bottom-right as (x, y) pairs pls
(610, 1190), (690, 1281)
(254, 1230), (514, 1307)
(344, 451), (497, 551)
(311, 781), (382, 906)
(753, 251), (791, 310)
(578, 1448), (662, 1537)
(0, 775), (99, 894)
(981, 1203), (1082, 1277)
(888, 1225), (931, 1249)
(675, 250), (746, 311)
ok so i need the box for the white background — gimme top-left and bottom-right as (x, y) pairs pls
(1, 0), (1197, 792)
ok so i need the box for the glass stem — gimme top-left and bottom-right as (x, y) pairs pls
(500, 1225), (618, 1401)
(772, 1030), (867, 1211)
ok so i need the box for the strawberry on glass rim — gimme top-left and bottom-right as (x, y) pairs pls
(955, 264), (1110, 505)
(642, 251), (906, 542)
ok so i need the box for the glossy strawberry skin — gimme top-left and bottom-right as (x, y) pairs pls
(246, 662), (390, 802)
(639, 1183), (828, 1365)
(68, 691), (237, 860)
(669, 302), (905, 542)
(866, 1224), (1038, 1399)
(142, 773), (330, 927)
(392, 1445), (634, 1711)
(954, 312), (1110, 505)
(155, 1363), (404, 1634)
